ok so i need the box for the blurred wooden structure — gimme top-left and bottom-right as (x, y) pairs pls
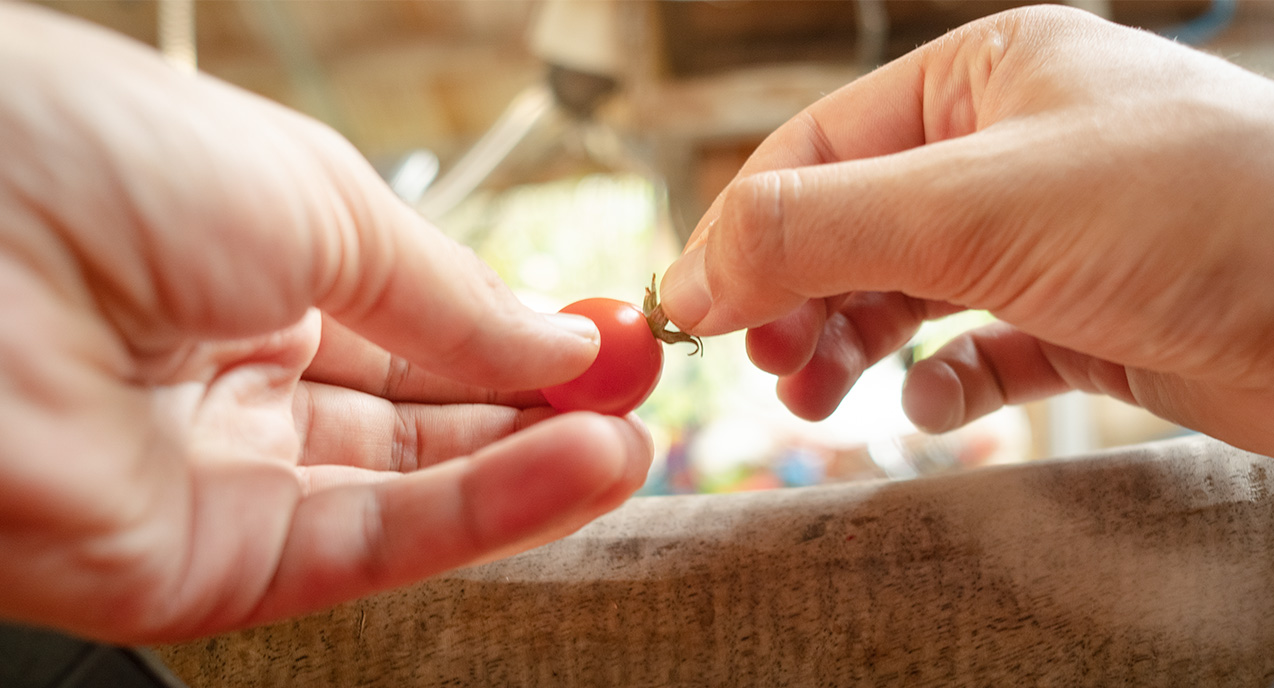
(33, 0), (1274, 247)
(157, 435), (1274, 686)
(31, 0), (1248, 222)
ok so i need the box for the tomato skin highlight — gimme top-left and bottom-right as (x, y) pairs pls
(541, 298), (663, 416)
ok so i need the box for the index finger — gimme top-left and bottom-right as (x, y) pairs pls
(304, 313), (546, 407)
(235, 94), (603, 392)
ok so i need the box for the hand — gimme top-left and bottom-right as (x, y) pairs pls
(0, 4), (651, 644)
(659, 5), (1274, 456)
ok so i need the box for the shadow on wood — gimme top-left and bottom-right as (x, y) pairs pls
(157, 436), (1274, 687)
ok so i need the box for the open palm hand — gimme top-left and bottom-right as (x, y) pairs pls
(0, 4), (650, 644)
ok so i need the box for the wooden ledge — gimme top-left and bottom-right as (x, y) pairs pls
(157, 436), (1274, 686)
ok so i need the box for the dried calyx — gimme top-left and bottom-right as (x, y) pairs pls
(643, 274), (703, 356)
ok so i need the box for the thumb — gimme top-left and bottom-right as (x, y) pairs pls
(659, 124), (1044, 337)
(0, 2), (598, 393)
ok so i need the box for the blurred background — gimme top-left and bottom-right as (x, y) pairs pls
(30, 0), (1274, 494)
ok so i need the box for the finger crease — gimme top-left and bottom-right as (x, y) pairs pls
(796, 110), (840, 165)
(382, 353), (412, 399)
(294, 384), (319, 467)
(390, 403), (420, 472)
(970, 336), (1010, 407)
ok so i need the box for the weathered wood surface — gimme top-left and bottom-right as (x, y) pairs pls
(157, 436), (1274, 687)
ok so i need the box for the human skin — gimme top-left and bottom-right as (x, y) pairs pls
(660, 5), (1274, 457)
(0, 3), (651, 644)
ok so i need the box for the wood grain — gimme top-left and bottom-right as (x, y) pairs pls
(157, 436), (1274, 687)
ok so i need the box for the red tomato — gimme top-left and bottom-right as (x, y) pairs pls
(540, 298), (663, 416)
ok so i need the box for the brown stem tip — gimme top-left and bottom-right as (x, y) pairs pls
(644, 274), (704, 356)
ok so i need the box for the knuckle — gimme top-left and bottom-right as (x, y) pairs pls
(720, 169), (803, 282)
(794, 109), (839, 165)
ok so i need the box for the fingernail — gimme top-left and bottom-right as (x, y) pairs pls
(660, 243), (711, 329)
(543, 312), (600, 346)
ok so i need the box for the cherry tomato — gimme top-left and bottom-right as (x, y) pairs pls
(541, 298), (663, 416)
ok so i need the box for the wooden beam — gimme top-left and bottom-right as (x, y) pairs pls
(157, 436), (1274, 686)
(611, 63), (868, 141)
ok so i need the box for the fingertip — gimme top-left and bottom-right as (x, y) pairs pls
(659, 243), (711, 332)
(745, 302), (825, 375)
(467, 412), (653, 545)
(460, 413), (654, 567)
(566, 412), (654, 503)
(560, 412), (652, 487)
(463, 422), (607, 546)
(776, 375), (842, 421)
(613, 413), (655, 493)
(902, 358), (964, 434)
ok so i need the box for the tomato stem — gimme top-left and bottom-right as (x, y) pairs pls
(644, 274), (704, 356)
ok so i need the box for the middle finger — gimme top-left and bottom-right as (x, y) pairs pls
(304, 313), (544, 407)
(293, 380), (555, 471)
